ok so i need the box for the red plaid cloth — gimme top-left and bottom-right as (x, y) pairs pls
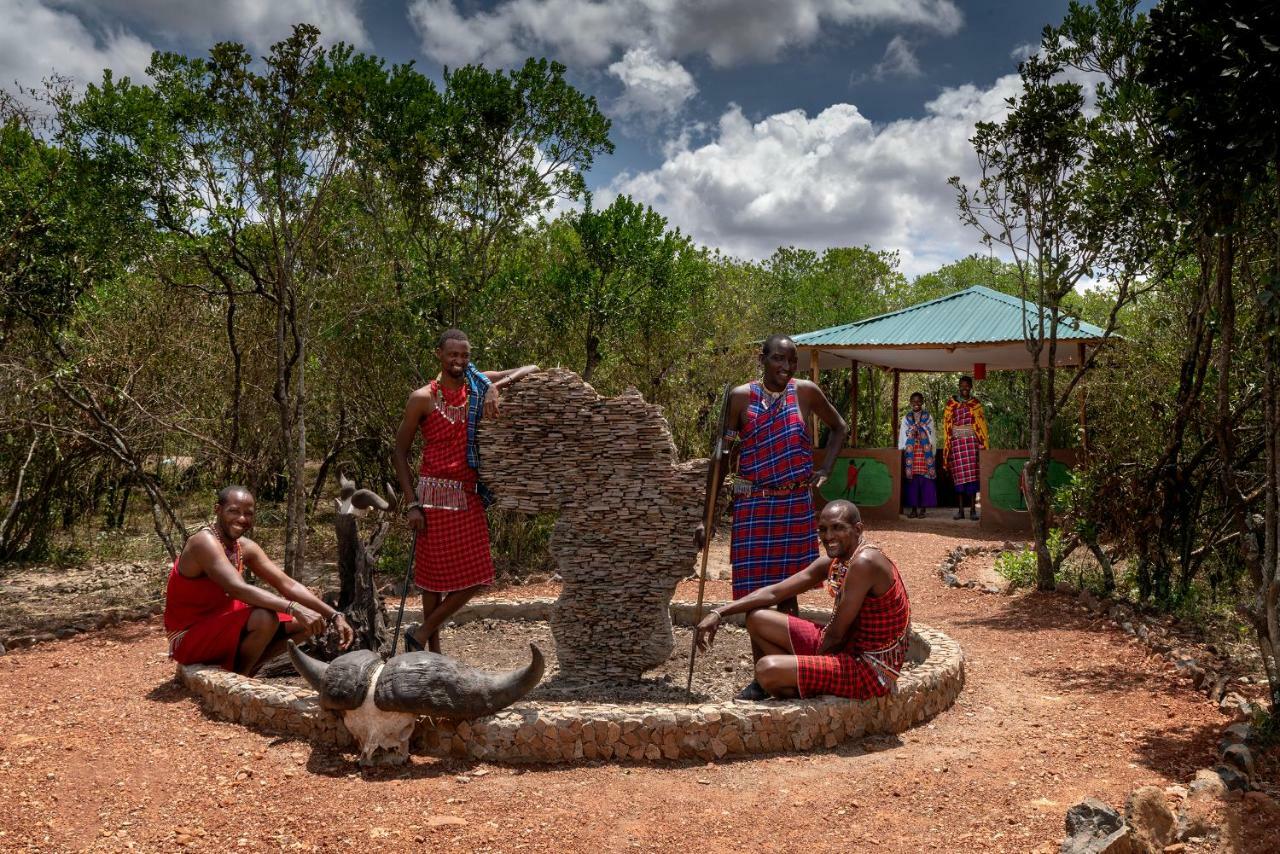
(165, 558), (292, 671)
(787, 554), (910, 699)
(946, 403), (981, 487)
(731, 381), (818, 597)
(413, 382), (494, 593)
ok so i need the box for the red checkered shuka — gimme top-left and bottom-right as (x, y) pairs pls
(730, 381), (819, 598)
(413, 381), (494, 593)
(947, 401), (981, 487)
(787, 550), (911, 699)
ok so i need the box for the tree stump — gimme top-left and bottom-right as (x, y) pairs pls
(323, 475), (394, 658)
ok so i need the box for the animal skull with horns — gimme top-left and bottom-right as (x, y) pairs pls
(288, 642), (544, 765)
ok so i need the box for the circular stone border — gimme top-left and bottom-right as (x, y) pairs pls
(175, 600), (964, 763)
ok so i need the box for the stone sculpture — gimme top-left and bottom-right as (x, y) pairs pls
(478, 369), (710, 683)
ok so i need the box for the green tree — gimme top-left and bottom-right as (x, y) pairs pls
(545, 194), (701, 383)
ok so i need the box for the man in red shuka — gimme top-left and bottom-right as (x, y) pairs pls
(694, 499), (910, 701)
(164, 486), (353, 675)
(392, 328), (538, 654)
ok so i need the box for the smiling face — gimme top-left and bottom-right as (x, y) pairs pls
(214, 490), (255, 541)
(958, 377), (972, 399)
(817, 501), (863, 560)
(759, 337), (798, 392)
(911, 393), (924, 413)
(436, 337), (471, 381)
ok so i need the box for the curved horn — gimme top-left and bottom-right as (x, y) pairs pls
(287, 641), (328, 693)
(350, 489), (390, 512)
(374, 644), (545, 719)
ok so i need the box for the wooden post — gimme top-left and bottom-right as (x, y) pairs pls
(891, 369), (900, 447)
(1077, 342), (1088, 454)
(849, 360), (860, 448)
(809, 349), (821, 447)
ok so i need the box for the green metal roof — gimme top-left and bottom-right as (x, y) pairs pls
(792, 285), (1107, 348)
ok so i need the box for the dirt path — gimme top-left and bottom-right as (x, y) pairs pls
(0, 521), (1272, 852)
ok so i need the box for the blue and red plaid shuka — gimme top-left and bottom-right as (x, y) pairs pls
(729, 381), (819, 598)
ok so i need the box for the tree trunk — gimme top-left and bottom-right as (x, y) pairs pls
(223, 289), (243, 484)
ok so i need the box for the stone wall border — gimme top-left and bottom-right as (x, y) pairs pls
(936, 543), (1015, 595)
(175, 602), (965, 764)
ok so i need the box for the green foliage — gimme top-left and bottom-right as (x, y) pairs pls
(996, 529), (1067, 589)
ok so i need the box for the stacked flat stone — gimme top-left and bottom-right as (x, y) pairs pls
(476, 369), (707, 683)
(176, 621), (965, 764)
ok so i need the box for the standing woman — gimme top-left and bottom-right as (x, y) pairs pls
(898, 392), (937, 518)
(942, 376), (988, 520)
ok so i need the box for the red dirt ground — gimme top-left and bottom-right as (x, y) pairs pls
(1, 520), (1276, 852)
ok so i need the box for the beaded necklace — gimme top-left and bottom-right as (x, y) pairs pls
(433, 375), (469, 425)
(823, 540), (874, 599)
(207, 522), (243, 573)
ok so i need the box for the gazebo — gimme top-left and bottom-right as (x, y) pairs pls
(792, 285), (1107, 529)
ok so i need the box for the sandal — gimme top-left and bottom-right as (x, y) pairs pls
(734, 680), (769, 701)
(402, 624), (425, 652)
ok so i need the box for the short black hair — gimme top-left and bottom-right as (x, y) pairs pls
(216, 485), (252, 505)
(437, 328), (469, 349)
(959, 375), (974, 386)
(909, 392), (924, 403)
(822, 499), (861, 525)
(762, 333), (795, 357)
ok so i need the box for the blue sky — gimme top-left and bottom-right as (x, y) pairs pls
(1, 0), (1121, 276)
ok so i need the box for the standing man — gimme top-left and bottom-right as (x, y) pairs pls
(942, 376), (988, 520)
(695, 334), (848, 614)
(165, 485), (354, 675)
(393, 329), (537, 653)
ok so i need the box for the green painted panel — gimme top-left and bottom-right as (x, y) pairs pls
(820, 457), (892, 508)
(988, 457), (1073, 511)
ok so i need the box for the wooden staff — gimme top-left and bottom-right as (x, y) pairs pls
(687, 384), (733, 694)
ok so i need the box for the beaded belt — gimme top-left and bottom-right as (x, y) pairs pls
(416, 476), (476, 511)
(732, 476), (811, 497)
(952, 425), (977, 438)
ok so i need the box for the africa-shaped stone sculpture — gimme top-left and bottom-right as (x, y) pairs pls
(478, 369), (709, 683)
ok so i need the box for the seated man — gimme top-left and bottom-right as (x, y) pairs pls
(164, 485), (353, 675)
(694, 499), (910, 700)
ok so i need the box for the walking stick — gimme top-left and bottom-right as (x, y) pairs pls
(390, 527), (419, 655)
(687, 385), (733, 694)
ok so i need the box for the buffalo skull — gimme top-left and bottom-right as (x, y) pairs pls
(288, 641), (544, 765)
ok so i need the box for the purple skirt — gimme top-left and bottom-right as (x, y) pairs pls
(904, 475), (937, 508)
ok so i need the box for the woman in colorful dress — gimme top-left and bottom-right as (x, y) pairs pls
(942, 376), (989, 521)
(694, 499), (911, 701)
(898, 392), (937, 518)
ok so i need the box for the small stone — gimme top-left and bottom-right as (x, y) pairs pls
(1125, 786), (1174, 850)
(1064, 797), (1124, 839)
(426, 816), (468, 828)
(1219, 745), (1255, 781)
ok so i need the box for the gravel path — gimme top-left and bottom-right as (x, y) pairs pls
(1, 520), (1273, 852)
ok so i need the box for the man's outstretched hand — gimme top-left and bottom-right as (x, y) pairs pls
(483, 386), (501, 419)
(333, 613), (354, 650)
(694, 611), (721, 652)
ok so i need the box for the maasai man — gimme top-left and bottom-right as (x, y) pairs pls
(694, 334), (848, 614)
(164, 486), (354, 675)
(695, 500), (911, 701)
(392, 329), (538, 653)
(942, 375), (989, 520)
(898, 392), (937, 518)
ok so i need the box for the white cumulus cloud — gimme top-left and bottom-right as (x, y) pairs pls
(0, 0), (154, 88)
(408, 0), (964, 68)
(58, 0), (370, 51)
(608, 46), (697, 122)
(606, 72), (1024, 276)
(873, 35), (923, 79)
